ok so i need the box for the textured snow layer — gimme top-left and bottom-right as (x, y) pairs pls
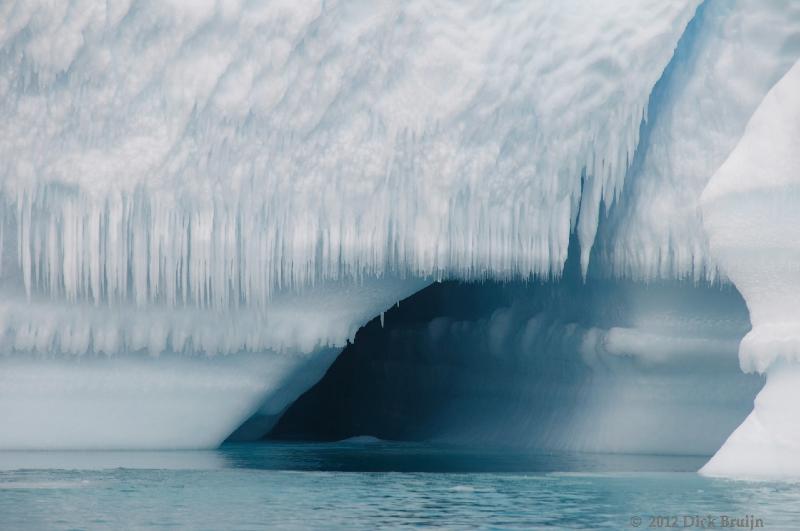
(0, 0), (698, 310)
(598, 0), (800, 281)
(0, 276), (428, 356)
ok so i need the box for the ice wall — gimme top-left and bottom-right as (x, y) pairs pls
(0, 276), (426, 449)
(700, 60), (800, 477)
(0, 0), (698, 300)
(598, 0), (800, 281)
(0, 350), (297, 449)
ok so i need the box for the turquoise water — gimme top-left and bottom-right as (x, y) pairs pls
(1, 442), (798, 529)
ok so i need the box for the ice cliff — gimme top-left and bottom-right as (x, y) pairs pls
(0, 0), (799, 475)
(701, 59), (800, 477)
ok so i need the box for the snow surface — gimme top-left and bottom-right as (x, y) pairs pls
(700, 59), (800, 477)
(702, 58), (800, 374)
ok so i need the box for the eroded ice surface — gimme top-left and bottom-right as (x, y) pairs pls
(0, 0), (798, 465)
(0, 275), (427, 449)
(701, 58), (800, 478)
(0, 0), (698, 298)
(0, 0), (698, 449)
(598, 0), (800, 281)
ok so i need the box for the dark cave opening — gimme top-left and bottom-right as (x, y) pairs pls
(266, 267), (760, 454)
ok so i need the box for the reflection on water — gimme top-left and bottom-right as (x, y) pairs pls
(1, 441), (799, 529)
(0, 441), (707, 472)
(217, 441), (709, 474)
(0, 449), (226, 471)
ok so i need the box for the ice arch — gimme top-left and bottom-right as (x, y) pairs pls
(0, 0), (698, 449)
(0, 0), (798, 466)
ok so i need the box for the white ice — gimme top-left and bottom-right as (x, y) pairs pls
(0, 0), (698, 300)
(598, 0), (800, 281)
(0, 0), (799, 467)
(0, 0), (697, 449)
(700, 58), (800, 478)
(0, 275), (427, 449)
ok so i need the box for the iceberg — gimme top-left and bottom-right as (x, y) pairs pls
(0, 0), (798, 477)
(700, 60), (800, 477)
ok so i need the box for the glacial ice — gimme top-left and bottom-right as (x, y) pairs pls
(598, 0), (800, 281)
(0, 0), (698, 299)
(700, 59), (800, 477)
(0, 277), (427, 449)
(0, 0), (798, 473)
(0, 0), (698, 449)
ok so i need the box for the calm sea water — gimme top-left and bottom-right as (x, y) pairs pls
(0, 441), (798, 530)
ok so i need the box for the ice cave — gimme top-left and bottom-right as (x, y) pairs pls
(1, 0), (799, 480)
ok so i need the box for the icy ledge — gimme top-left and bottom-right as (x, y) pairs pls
(0, 277), (427, 450)
(700, 60), (800, 478)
